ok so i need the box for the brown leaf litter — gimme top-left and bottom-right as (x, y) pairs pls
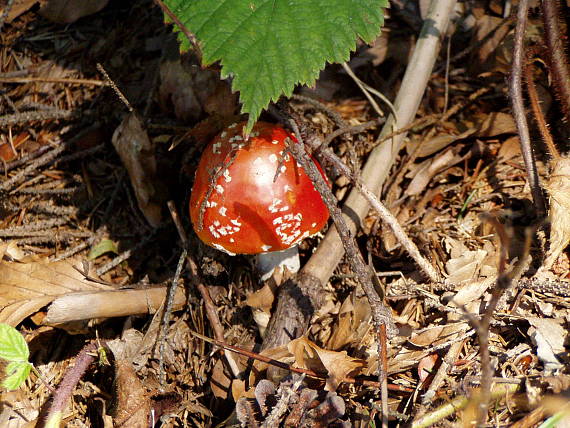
(1, 2), (570, 427)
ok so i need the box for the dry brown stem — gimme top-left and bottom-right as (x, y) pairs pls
(509, 0), (546, 216)
(524, 60), (560, 160)
(542, 0), (570, 122)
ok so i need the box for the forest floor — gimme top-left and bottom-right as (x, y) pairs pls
(0, 1), (569, 427)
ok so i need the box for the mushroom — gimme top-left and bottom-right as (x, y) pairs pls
(190, 121), (329, 280)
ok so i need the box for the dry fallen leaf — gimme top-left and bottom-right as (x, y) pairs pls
(327, 291), (371, 351)
(245, 282), (276, 337)
(0, 255), (112, 326)
(112, 360), (151, 428)
(158, 59), (202, 123)
(406, 146), (465, 196)
(288, 336), (366, 391)
(527, 317), (567, 374)
(112, 113), (163, 227)
(408, 323), (469, 348)
(417, 353), (439, 384)
(542, 156), (570, 271)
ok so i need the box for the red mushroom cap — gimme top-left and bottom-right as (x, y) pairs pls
(190, 121), (329, 255)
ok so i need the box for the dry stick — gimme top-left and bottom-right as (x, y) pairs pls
(509, 0), (547, 217)
(0, 109), (75, 127)
(189, 329), (414, 392)
(303, 0), (457, 289)
(322, 119), (384, 148)
(285, 126), (396, 428)
(44, 287), (187, 325)
(291, 94), (346, 127)
(152, 0), (201, 62)
(474, 220), (533, 426)
(318, 146), (440, 282)
(96, 64), (133, 113)
(0, 125), (101, 192)
(542, 0), (570, 122)
(0, 145), (52, 174)
(158, 243), (187, 387)
(96, 227), (162, 276)
(341, 62), (396, 119)
(261, 1), (457, 381)
(277, 101), (437, 282)
(0, 76), (106, 86)
(167, 202), (241, 378)
(524, 60), (561, 160)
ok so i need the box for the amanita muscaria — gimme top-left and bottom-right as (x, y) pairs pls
(190, 121), (329, 278)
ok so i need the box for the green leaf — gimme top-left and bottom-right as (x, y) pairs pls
(164, 0), (387, 132)
(0, 324), (29, 363)
(2, 361), (32, 390)
(87, 239), (119, 260)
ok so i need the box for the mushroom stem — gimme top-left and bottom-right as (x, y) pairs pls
(255, 246), (300, 282)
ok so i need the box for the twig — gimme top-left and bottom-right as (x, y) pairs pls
(0, 76), (106, 86)
(0, 218), (70, 237)
(167, 202), (241, 378)
(95, 227), (162, 276)
(0, 143), (67, 192)
(0, 109), (75, 127)
(301, 0), (457, 288)
(158, 243), (187, 387)
(96, 64), (133, 112)
(49, 231), (101, 262)
(189, 329), (413, 392)
(153, 0), (201, 61)
(0, 145), (52, 174)
(317, 145), (440, 282)
(341, 62), (398, 121)
(475, 219), (533, 425)
(0, 125), (102, 192)
(44, 287), (187, 325)
(285, 122), (395, 428)
(321, 119), (384, 148)
(542, 0), (570, 122)
(290, 94), (345, 127)
(509, 0), (546, 217)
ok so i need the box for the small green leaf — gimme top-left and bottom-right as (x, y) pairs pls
(2, 361), (32, 390)
(0, 324), (29, 363)
(87, 239), (119, 260)
(164, 0), (387, 132)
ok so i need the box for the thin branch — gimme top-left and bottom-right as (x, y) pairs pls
(509, 0), (546, 217)
(524, 59), (560, 160)
(168, 202), (241, 378)
(318, 144), (440, 282)
(0, 109), (75, 127)
(285, 122), (395, 428)
(301, 0), (458, 287)
(0, 76), (106, 86)
(542, 0), (570, 122)
(153, 0), (202, 61)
